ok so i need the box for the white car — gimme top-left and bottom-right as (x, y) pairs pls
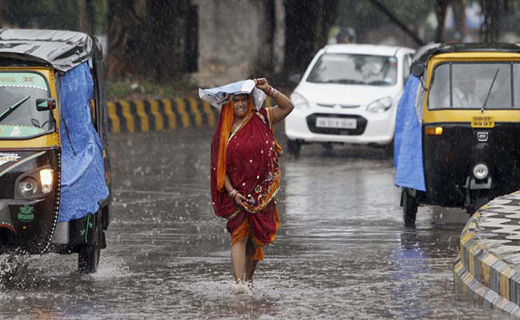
(285, 44), (415, 155)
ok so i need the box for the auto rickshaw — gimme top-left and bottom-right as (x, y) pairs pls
(0, 29), (111, 272)
(394, 43), (520, 225)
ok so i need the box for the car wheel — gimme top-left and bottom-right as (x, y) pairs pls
(322, 143), (333, 156)
(287, 139), (302, 156)
(402, 189), (418, 226)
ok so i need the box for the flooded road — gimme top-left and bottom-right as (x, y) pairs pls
(0, 127), (511, 319)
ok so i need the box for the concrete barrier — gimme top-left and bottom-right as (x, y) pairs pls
(107, 97), (275, 134)
(454, 192), (520, 317)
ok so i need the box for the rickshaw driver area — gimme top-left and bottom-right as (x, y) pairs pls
(0, 71), (55, 138)
(428, 60), (513, 110)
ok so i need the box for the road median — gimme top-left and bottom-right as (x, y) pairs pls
(107, 97), (276, 134)
(454, 192), (520, 317)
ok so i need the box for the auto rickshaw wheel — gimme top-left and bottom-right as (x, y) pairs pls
(78, 242), (100, 273)
(383, 140), (394, 157)
(287, 139), (302, 156)
(402, 190), (418, 226)
(78, 227), (101, 273)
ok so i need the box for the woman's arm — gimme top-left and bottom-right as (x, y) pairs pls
(254, 78), (294, 124)
(225, 174), (246, 207)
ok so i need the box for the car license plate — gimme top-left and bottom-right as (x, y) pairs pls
(316, 117), (357, 129)
(471, 116), (494, 128)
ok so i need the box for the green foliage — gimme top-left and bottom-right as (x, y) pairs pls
(92, 0), (108, 34)
(2, 0), (108, 35)
(337, 0), (434, 31)
(5, 0), (79, 30)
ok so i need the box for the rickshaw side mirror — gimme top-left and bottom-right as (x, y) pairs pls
(411, 64), (425, 78)
(36, 98), (56, 111)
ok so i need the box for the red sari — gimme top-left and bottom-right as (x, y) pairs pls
(210, 99), (281, 261)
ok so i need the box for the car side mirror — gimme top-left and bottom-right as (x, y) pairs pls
(411, 64), (425, 78)
(289, 74), (302, 84)
(36, 98), (56, 111)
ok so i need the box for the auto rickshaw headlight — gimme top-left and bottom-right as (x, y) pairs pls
(40, 169), (53, 194)
(367, 97), (392, 113)
(425, 126), (443, 135)
(473, 163), (489, 180)
(18, 177), (39, 197)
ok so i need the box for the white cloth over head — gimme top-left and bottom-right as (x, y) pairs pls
(198, 79), (266, 111)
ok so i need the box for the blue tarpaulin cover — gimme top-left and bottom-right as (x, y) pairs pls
(394, 76), (426, 191)
(58, 62), (108, 222)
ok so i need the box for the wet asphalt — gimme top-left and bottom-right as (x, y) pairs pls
(0, 126), (513, 319)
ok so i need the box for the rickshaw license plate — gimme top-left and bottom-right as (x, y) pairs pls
(316, 117), (357, 129)
(471, 116), (494, 128)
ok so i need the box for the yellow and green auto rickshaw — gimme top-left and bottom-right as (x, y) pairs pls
(0, 29), (111, 272)
(395, 43), (520, 225)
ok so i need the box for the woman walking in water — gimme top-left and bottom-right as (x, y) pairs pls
(200, 78), (294, 288)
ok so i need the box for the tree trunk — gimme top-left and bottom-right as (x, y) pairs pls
(78, 0), (95, 34)
(459, 0), (467, 41)
(0, 0), (7, 27)
(434, 0), (451, 43)
(146, 0), (191, 83)
(106, 0), (146, 79)
(283, 0), (339, 75)
(481, 0), (502, 42)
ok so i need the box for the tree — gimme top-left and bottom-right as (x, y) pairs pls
(146, 0), (192, 82)
(479, 0), (514, 42)
(106, 0), (194, 82)
(337, 0), (433, 44)
(434, 0), (453, 43)
(106, 0), (145, 79)
(283, 0), (339, 75)
(368, 0), (424, 46)
(2, 0), (79, 30)
(78, 0), (95, 34)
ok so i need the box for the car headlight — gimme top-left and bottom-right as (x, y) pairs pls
(473, 163), (489, 180)
(291, 92), (310, 109)
(18, 177), (38, 197)
(40, 169), (53, 194)
(366, 97), (392, 113)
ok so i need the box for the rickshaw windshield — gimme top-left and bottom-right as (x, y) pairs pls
(0, 72), (54, 139)
(307, 53), (398, 86)
(428, 62), (520, 109)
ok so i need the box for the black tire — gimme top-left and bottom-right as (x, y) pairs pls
(287, 139), (302, 156)
(78, 243), (100, 273)
(322, 143), (333, 156)
(402, 190), (418, 226)
(383, 140), (394, 157)
(78, 226), (102, 273)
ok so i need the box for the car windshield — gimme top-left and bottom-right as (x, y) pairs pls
(0, 72), (54, 139)
(306, 53), (398, 86)
(428, 62), (518, 109)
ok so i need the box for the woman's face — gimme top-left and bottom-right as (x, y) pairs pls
(232, 94), (249, 119)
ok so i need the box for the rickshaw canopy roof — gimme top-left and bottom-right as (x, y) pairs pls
(412, 43), (520, 66)
(0, 29), (100, 72)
